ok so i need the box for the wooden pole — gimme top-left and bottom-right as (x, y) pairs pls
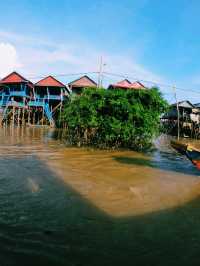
(17, 108), (20, 127)
(59, 102), (62, 127)
(22, 97), (25, 126)
(33, 110), (35, 126)
(97, 56), (103, 88)
(12, 106), (15, 127)
(42, 106), (44, 125)
(22, 107), (25, 126)
(28, 107), (30, 125)
(43, 99), (45, 125)
(173, 86), (180, 140)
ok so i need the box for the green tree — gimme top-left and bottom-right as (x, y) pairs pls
(60, 87), (168, 150)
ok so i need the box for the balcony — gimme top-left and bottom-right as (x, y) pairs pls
(28, 100), (45, 107)
(45, 95), (62, 100)
(7, 101), (25, 107)
(10, 91), (27, 97)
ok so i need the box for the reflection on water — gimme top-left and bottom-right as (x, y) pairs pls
(1, 129), (200, 265)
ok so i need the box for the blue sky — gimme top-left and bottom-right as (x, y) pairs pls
(0, 0), (200, 102)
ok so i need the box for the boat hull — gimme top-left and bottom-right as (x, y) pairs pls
(171, 140), (187, 155)
(171, 140), (200, 170)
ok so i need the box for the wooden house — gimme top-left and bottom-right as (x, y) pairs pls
(163, 101), (195, 121)
(68, 75), (97, 94)
(161, 100), (200, 137)
(34, 76), (68, 108)
(26, 76), (68, 126)
(0, 73), (68, 127)
(0, 71), (34, 108)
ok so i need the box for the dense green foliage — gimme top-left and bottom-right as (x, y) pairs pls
(60, 88), (168, 150)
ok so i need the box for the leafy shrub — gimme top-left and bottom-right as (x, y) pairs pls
(60, 87), (168, 150)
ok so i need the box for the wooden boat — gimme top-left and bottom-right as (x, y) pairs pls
(171, 140), (200, 170)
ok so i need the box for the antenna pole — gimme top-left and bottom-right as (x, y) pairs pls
(173, 86), (180, 140)
(98, 56), (103, 88)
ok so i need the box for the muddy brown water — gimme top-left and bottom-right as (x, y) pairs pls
(1, 128), (200, 265)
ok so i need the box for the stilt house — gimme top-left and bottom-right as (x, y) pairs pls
(0, 71), (34, 107)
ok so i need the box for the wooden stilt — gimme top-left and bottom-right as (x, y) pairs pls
(22, 107), (25, 126)
(59, 103), (62, 127)
(17, 108), (20, 127)
(42, 106), (44, 125)
(28, 107), (30, 125)
(5, 114), (8, 127)
(33, 111), (35, 126)
(12, 106), (15, 127)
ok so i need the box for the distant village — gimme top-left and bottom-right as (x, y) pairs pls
(0, 71), (196, 138)
(162, 100), (200, 138)
(0, 72), (146, 126)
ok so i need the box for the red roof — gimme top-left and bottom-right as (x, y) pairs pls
(0, 71), (34, 88)
(35, 76), (65, 87)
(109, 79), (146, 90)
(68, 75), (97, 88)
(114, 79), (132, 88)
(1, 71), (30, 84)
(129, 81), (146, 89)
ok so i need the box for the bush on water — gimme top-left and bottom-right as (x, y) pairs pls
(59, 87), (168, 150)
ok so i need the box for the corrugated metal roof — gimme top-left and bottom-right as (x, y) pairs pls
(35, 76), (66, 87)
(171, 101), (194, 109)
(194, 103), (200, 108)
(68, 75), (97, 88)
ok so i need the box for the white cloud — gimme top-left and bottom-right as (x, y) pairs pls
(0, 42), (22, 77)
(102, 53), (164, 84)
(0, 31), (164, 88)
(19, 45), (164, 87)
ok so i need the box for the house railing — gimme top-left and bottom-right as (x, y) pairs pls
(34, 94), (62, 101)
(7, 101), (25, 107)
(46, 95), (62, 100)
(9, 91), (27, 97)
(28, 100), (45, 107)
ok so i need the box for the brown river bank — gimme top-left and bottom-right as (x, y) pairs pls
(1, 127), (200, 265)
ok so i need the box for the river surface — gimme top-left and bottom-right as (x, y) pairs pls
(1, 128), (200, 265)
